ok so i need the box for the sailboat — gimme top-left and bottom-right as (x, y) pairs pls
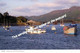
(3, 12), (10, 31)
(60, 19), (65, 27)
(4, 23), (10, 31)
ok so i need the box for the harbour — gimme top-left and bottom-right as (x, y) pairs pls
(0, 23), (80, 49)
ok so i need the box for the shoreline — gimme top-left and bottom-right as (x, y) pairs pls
(0, 22), (80, 26)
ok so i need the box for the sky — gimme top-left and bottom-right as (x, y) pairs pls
(0, 0), (80, 16)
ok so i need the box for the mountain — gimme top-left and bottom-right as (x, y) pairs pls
(25, 6), (80, 22)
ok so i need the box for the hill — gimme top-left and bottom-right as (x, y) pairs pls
(25, 6), (80, 22)
(0, 12), (28, 26)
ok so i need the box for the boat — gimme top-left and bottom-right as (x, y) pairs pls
(3, 12), (10, 31)
(60, 19), (65, 27)
(51, 26), (56, 30)
(63, 21), (77, 36)
(63, 26), (77, 35)
(3, 26), (9, 30)
(25, 26), (46, 34)
(60, 24), (65, 27)
(4, 26), (10, 31)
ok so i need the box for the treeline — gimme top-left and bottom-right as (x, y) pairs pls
(0, 12), (28, 26)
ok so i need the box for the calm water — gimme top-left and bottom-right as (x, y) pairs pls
(0, 23), (80, 49)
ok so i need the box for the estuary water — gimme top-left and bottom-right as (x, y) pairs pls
(0, 23), (80, 49)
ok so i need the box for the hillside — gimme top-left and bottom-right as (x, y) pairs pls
(0, 12), (28, 26)
(25, 6), (80, 22)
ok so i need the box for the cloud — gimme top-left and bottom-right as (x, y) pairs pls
(13, 0), (80, 16)
(14, 2), (63, 16)
(25, 0), (38, 1)
(14, 3), (64, 16)
(35, 3), (61, 7)
(0, 2), (7, 7)
(15, 0), (38, 2)
(14, 6), (46, 16)
(53, 0), (80, 9)
(34, 3), (63, 10)
(14, 7), (31, 12)
(56, 0), (79, 5)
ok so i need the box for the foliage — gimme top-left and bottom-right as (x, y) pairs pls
(17, 16), (28, 23)
(0, 12), (28, 25)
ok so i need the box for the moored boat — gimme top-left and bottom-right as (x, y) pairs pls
(25, 26), (46, 34)
(60, 24), (65, 27)
(63, 23), (77, 36)
(51, 26), (56, 30)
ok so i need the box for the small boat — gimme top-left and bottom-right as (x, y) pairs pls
(25, 26), (46, 34)
(60, 24), (65, 27)
(60, 19), (65, 27)
(3, 26), (10, 31)
(5, 27), (10, 31)
(51, 26), (56, 30)
(3, 12), (10, 31)
(63, 26), (77, 35)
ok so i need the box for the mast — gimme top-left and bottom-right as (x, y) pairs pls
(3, 12), (9, 28)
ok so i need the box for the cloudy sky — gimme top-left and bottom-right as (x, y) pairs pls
(0, 0), (80, 16)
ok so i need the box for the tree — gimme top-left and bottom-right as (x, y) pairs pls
(17, 16), (28, 23)
(0, 13), (4, 23)
(3, 12), (9, 16)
